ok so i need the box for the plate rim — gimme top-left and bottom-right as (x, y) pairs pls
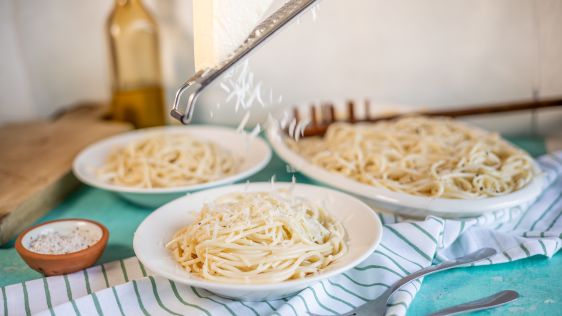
(133, 182), (383, 291)
(72, 125), (272, 194)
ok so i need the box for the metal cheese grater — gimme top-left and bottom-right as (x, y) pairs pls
(171, 0), (321, 125)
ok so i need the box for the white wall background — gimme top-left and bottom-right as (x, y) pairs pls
(1, 0), (561, 134)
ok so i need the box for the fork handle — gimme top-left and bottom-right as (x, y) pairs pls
(330, 248), (498, 316)
(428, 290), (519, 316)
(386, 248), (497, 295)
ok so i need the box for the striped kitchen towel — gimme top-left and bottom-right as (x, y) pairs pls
(2, 152), (561, 316)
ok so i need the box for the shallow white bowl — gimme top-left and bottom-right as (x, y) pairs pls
(267, 123), (545, 218)
(133, 182), (382, 301)
(73, 125), (271, 207)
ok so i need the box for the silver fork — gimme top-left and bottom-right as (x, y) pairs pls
(309, 247), (497, 316)
(428, 290), (519, 316)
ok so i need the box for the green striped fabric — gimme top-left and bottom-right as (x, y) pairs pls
(2, 152), (561, 316)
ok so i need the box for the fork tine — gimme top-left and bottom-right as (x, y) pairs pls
(347, 100), (356, 123)
(310, 104), (318, 126)
(328, 103), (336, 123)
(293, 107), (300, 124)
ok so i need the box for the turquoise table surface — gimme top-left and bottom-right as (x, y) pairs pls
(1, 136), (560, 315)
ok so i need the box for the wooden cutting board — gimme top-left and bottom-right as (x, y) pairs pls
(0, 104), (131, 244)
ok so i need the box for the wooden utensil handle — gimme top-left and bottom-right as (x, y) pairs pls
(292, 97), (562, 137)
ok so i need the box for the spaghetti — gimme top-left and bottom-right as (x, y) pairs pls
(166, 191), (346, 283)
(98, 133), (240, 188)
(288, 116), (535, 199)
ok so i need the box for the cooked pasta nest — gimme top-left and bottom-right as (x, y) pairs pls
(288, 116), (535, 199)
(166, 191), (346, 283)
(97, 133), (240, 188)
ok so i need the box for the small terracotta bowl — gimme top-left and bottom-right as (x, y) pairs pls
(15, 219), (109, 276)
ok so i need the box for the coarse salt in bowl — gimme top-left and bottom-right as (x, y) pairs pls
(16, 219), (109, 276)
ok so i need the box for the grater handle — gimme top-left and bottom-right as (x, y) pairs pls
(171, 0), (321, 124)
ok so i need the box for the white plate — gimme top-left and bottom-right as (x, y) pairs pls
(266, 119), (545, 218)
(73, 125), (271, 207)
(133, 182), (382, 301)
